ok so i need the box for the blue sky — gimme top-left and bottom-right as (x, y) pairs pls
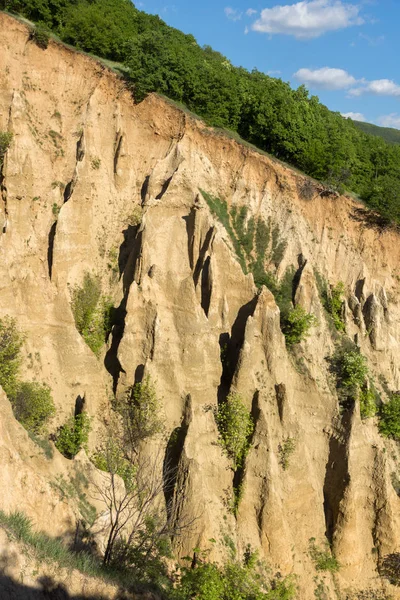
(135, 0), (400, 128)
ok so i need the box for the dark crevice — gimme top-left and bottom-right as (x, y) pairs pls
(76, 132), (85, 162)
(104, 298), (127, 394)
(275, 383), (286, 423)
(193, 227), (214, 287)
(121, 228), (143, 295)
(183, 207), (196, 270)
(355, 278), (366, 303)
(155, 173), (174, 200)
(163, 395), (191, 523)
(200, 256), (212, 317)
(140, 175), (150, 205)
(118, 225), (140, 277)
(74, 395), (85, 417)
(322, 410), (352, 544)
(47, 221), (57, 279)
(231, 391), (259, 518)
(163, 398), (190, 520)
(292, 253), (308, 303)
(1, 155), (8, 234)
(134, 364), (145, 385)
(217, 296), (258, 404)
(63, 178), (76, 204)
(114, 132), (123, 175)
(104, 228), (143, 392)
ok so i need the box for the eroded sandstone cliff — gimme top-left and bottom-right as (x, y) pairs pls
(1, 12), (400, 599)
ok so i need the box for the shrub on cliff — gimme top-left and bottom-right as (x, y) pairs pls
(12, 381), (55, 433)
(216, 392), (254, 470)
(175, 550), (297, 600)
(71, 273), (114, 356)
(55, 412), (91, 459)
(0, 315), (23, 398)
(0, 131), (13, 169)
(281, 306), (317, 347)
(379, 394), (400, 441)
(115, 376), (164, 451)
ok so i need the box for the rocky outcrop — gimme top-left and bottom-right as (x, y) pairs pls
(1, 12), (400, 599)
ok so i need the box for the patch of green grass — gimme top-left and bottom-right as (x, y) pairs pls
(28, 432), (54, 459)
(0, 509), (102, 577)
(201, 190), (247, 273)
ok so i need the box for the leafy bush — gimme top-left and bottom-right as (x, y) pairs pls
(331, 345), (378, 418)
(309, 539), (340, 573)
(175, 551), (296, 600)
(12, 381), (55, 433)
(359, 388), (377, 419)
(278, 437), (296, 470)
(115, 376), (164, 450)
(326, 282), (345, 332)
(216, 392), (254, 470)
(71, 273), (114, 356)
(281, 306), (317, 346)
(0, 131), (13, 169)
(340, 351), (369, 388)
(55, 412), (91, 459)
(379, 394), (400, 441)
(0, 315), (23, 398)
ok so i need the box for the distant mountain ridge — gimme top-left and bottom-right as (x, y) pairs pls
(354, 120), (400, 145)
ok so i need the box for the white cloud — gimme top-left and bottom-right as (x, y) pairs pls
(267, 69), (282, 76)
(349, 79), (400, 97)
(225, 6), (243, 21)
(341, 112), (366, 121)
(246, 8), (257, 16)
(294, 67), (357, 90)
(377, 114), (400, 129)
(251, 0), (364, 39)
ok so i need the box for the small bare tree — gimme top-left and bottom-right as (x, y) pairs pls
(92, 435), (194, 569)
(91, 381), (195, 571)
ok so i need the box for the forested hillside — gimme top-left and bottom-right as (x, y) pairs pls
(2, 0), (400, 224)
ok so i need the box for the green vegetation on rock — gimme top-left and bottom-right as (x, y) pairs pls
(55, 412), (91, 459)
(12, 381), (55, 433)
(379, 393), (400, 441)
(216, 392), (254, 470)
(309, 539), (340, 573)
(0, 315), (23, 398)
(281, 306), (317, 347)
(0, 131), (12, 168)
(71, 272), (114, 357)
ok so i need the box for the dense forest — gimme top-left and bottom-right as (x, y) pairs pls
(2, 0), (400, 224)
